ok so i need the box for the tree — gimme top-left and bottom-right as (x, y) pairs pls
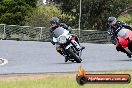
(25, 4), (75, 27)
(0, 0), (37, 25)
(25, 0), (37, 7)
(50, 0), (132, 30)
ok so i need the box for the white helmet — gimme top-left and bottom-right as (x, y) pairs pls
(108, 17), (117, 25)
(50, 16), (59, 25)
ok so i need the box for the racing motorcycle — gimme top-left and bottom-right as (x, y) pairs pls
(108, 29), (132, 57)
(52, 27), (83, 63)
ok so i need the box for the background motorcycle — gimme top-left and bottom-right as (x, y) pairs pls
(117, 29), (132, 55)
(52, 27), (82, 63)
(108, 29), (132, 57)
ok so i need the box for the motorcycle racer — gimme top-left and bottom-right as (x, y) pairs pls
(107, 16), (132, 58)
(49, 16), (85, 62)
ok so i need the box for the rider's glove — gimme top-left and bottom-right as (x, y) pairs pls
(51, 41), (55, 45)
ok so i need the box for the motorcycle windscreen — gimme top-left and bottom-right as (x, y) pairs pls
(117, 29), (129, 38)
(53, 27), (65, 38)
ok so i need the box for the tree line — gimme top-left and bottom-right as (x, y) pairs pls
(0, 0), (132, 30)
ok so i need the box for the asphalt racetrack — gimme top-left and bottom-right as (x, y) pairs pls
(0, 40), (132, 74)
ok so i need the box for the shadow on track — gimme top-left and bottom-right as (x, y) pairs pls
(114, 59), (132, 62)
(54, 62), (82, 64)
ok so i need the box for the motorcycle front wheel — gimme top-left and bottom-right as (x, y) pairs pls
(67, 48), (82, 63)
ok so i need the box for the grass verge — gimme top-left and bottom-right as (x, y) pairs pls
(0, 70), (132, 88)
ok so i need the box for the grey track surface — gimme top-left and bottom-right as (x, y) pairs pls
(0, 40), (132, 74)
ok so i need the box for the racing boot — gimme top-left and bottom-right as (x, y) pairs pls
(127, 53), (131, 58)
(56, 48), (69, 62)
(65, 56), (69, 62)
(73, 36), (85, 51)
(81, 46), (85, 50)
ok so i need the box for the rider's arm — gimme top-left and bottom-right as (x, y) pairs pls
(49, 29), (55, 45)
(107, 26), (115, 35)
(60, 23), (72, 32)
(122, 22), (132, 30)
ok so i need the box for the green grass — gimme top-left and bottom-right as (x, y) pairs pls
(0, 78), (131, 88)
(0, 71), (132, 88)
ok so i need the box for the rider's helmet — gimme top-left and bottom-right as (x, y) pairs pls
(108, 16), (117, 26)
(50, 16), (59, 26)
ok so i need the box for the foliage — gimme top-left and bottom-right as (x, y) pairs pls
(25, 4), (75, 27)
(0, 71), (132, 88)
(0, 0), (37, 25)
(118, 12), (132, 25)
(50, 0), (132, 30)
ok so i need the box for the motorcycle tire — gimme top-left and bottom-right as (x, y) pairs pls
(68, 48), (82, 63)
(128, 42), (132, 52)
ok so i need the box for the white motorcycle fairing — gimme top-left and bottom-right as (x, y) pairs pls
(52, 27), (81, 50)
(52, 27), (70, 43)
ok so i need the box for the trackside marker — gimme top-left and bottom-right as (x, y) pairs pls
(0, 58), (8, 66)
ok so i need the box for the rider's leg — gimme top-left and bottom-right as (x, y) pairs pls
(116, 44), (131, 58)
(73, 35), (85, 50)
(56, 45), (64, 56)
(56, 45), (69, 62)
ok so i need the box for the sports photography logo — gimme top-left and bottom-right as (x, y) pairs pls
(76, 66), (131, 85)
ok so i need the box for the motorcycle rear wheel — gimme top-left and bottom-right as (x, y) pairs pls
(128, 42), (132, 52)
